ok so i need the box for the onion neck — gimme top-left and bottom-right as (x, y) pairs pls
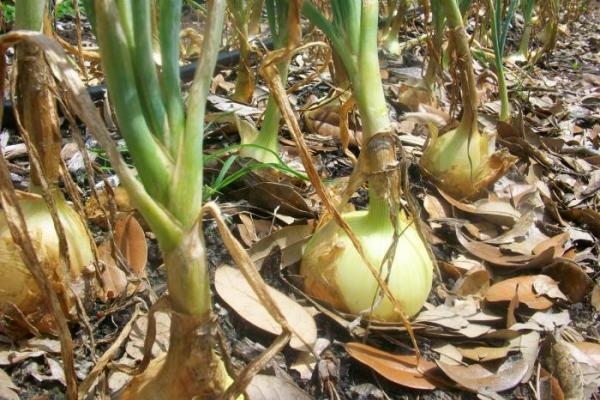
(365, 188), (394, 234)
(443, 0), (479, 135)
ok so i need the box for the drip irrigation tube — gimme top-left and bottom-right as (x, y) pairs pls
(2, 38), (274, 128)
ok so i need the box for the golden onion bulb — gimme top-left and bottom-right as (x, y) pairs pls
(0, 193), (93, 329)
(419, 125), (514, 199)
(300, 210), (433, 320)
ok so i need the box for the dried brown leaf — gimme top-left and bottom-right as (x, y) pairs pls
(452, 265), (490, 297)
(249, 224), (313, 269)
(344, 342), (438, 390)
(485, 275), (561, 310)
(591, 285), (600, 312)
(542, 259), (592, 303)
(436, 357), (528, 393)
(456, 229), (557, 269)
(114, 214), (147, 277)
(215, 265), (316, 351)
(246, 374), (312, 400)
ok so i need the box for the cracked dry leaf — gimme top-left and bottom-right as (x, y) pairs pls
(344, 342), (438, 390)
(215, 265), (316, 351)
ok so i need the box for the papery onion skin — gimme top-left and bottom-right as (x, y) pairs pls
(300, 210), (433, 320)
(0, 194), (93, 327)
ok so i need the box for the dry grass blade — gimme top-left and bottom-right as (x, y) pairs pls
(78, 304), (143, 397)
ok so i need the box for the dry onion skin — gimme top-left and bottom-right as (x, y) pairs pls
(301, 210), (433, 321)
(0, 194), (93, 330)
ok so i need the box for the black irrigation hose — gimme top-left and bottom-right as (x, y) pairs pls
(2, 38), (274, 128)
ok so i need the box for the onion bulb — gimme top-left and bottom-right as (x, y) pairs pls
(0, 192), (93, 330)
(419, 124), (515, 199)
(300, 209), (433, 320)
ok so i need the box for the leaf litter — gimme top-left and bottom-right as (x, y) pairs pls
(1, 3), (599, 400)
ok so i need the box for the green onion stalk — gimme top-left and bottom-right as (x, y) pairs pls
(248, 0), (265, 37)
(228, 0), (256, 104)
(83, 1), (236, 398)
(486, 0), (518, 122)
(380, 0), (410, 54)
(301, 0), (433, 321)
(419, 0), (515, 199)
(509, 0), (535, 63)
(0, 0), (93, 332)
(239, 0), (292, 164)
(529, 0), (559, 64)
(422, 0), (446, 94)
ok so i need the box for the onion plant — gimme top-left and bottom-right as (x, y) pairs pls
(509, 0), (535, 63)
(0, 0), (93, 331)
(530, 0), (559, 64)
(381, 0), (410, 54)
(301, 0), (433, 321)
(228, 0), (256, 104)
(419, 0), (515, 199)
(485, 0), (518, 121)
(81, 1), (242, 398)
(239, 0), (292, 163)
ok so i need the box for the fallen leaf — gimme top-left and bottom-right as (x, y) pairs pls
(113, 214), (147, 277)
(246, 374), (312, 400)
(539, 368), (565, 400)
(452, 265), (490, 297)
(344, 342), (438, 390)
(0, 368), (19, 400)
(456, 229), (557, 269)
(215, 266), (317, 351)
(440, 190), (521, 226)
(249, 224), (313, 269)
(591, 285), (600, 312)
(542, 259), (592, 303)
(485, 275), (563, 310)
(97, 241), (128, 301)
(573, 342), (600, 367)
(290, 338), (330, 380)
(126, 312), (170, 360)
(433, 344), (463, 365)
(437, 357), (528, 393)
(457, 344), (512, 362)
(544, 335), (585, 400)
(530, 310), (571, 331)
